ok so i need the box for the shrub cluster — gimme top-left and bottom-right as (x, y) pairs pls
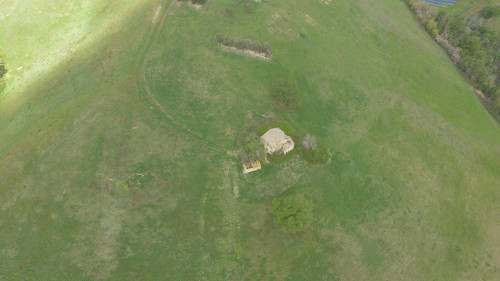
(299, 134), (329, 164)
(405, 0), (500, 118)
(0, 57), (5, 80)
(0, 56), (6, 92)
(481, 6), (500, 19)
(215, 34), (271, 56)
(239, 133), (266, 164)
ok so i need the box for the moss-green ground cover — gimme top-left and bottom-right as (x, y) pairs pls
(1, 0), (499, 280)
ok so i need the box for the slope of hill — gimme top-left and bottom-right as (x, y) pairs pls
(1, 0), (499, 280)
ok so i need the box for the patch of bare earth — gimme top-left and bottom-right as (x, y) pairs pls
(152, 3), (162, 24)
(175, 0), (202, 9)
(474, 88), (487, 100)
(219, 45), (271, 61)
(188, 1), (203, 10)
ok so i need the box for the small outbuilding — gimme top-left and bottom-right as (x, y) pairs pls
(261, 128), (295, 155)
(243, 160), (261, 174)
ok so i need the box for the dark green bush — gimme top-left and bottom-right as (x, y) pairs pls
(191, 0), (206, 4)
(271, 194), (312, 233)
(481, 6), (500, 19)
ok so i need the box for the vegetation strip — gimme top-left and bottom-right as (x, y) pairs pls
(216, 33), (271, 60)
(0, 56), (5, 79)
(404, 0), (500, 120)
(0, 56), (6, 93)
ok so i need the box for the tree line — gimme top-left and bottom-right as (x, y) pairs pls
(405, 0), (500, 117)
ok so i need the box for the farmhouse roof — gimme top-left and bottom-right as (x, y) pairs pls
(262, 128), (288, 144)
(261, 128), (295, 155)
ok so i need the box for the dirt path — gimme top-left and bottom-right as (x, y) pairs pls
(138, 0), (226, 153)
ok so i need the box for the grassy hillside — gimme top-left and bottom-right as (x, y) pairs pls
(1, 0), (499, 280)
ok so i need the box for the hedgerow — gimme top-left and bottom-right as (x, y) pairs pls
(215, 34), (271, 56)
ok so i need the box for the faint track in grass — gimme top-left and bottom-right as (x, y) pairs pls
(139, 6), (242, 275)
(138, 0), (226, 153)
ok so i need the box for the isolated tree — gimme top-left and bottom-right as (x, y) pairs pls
(270, 194), (312, 233)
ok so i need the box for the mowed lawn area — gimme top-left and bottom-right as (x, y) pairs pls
(1, 0), (500, 280)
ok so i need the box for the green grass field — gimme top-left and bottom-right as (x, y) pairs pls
(1, 0), (500, 280)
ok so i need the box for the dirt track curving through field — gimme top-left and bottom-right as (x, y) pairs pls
(138, 0), (225, 152)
